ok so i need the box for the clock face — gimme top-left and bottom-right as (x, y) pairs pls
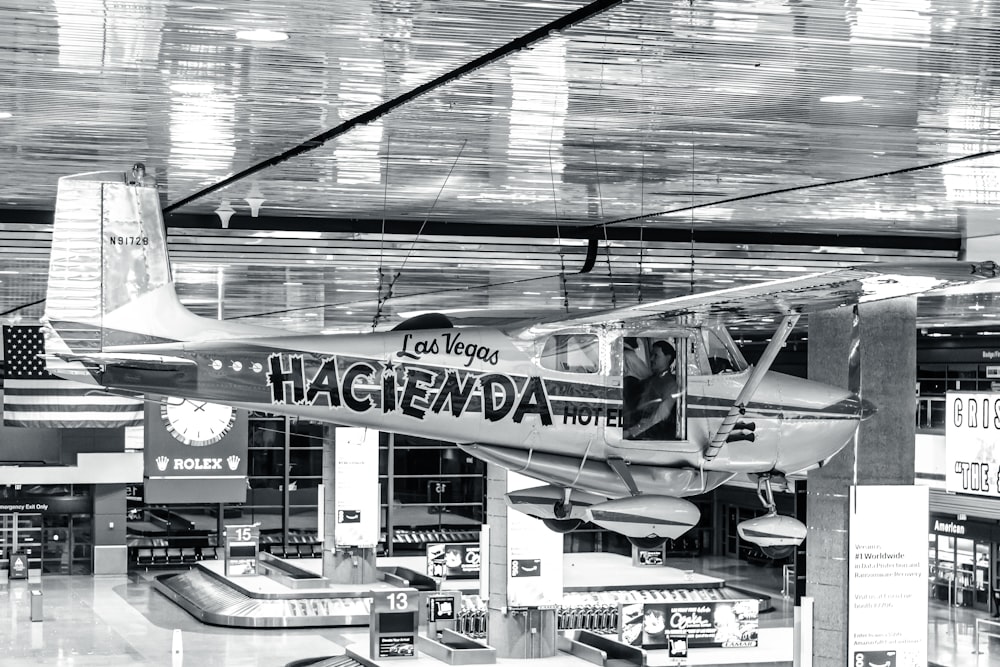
(161, 399), (236, 447)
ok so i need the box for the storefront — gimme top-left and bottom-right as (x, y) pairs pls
(928, 513), (1000, 612)
(0, 489), (92, 576)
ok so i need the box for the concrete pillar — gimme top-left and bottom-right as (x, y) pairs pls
(485, 465), (558, 659)
(320, 425), (377, 584)
(92, 484), (127, 574)
(805, 297), (916, 667)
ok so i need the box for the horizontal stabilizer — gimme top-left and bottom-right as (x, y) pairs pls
(58, 352), (197, 370)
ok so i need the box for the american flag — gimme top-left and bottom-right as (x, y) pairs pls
(2, 325), (143, 428)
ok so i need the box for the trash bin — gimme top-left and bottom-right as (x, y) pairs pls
(29, 589), (42, 622)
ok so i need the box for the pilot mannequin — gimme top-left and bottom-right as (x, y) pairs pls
(625, 340), (678, 440)
(623, 337), (651, 427)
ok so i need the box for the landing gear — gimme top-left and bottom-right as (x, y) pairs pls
(755, 473), (778, 516)
(628, 536), (667, 550)
(740, 473), (803, 560)
(545, 488), (579, 533)
(553, 487), (573, 519)
(542, 518), (583, 533)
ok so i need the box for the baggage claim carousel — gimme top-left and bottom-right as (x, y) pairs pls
(153, 552), (771, 631)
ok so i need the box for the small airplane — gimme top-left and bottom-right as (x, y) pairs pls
(40, 166), (997, 558)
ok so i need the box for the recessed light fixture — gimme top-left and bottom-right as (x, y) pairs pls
(169, 82), (214, 95)
(820, 95), (864, 103)
(236, 29), (289, 42)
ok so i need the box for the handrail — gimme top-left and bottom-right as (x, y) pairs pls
(973, 617), (1000, 654)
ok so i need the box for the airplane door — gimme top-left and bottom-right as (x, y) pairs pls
(613, 335), (691, 451)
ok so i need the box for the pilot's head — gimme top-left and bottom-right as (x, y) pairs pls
(650, 341), (676, 373)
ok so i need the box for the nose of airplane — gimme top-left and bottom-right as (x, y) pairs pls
(842, 393), (878, 420)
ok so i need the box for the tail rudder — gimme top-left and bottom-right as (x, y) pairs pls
(44, 165), (287, 368)
(43, 164), (182, 356)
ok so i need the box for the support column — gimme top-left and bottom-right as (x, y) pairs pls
(93, 484), (127, 574)
(805, 297), (916, 667)
(320, 425), (377, 584)
(485, 465), (559, 659)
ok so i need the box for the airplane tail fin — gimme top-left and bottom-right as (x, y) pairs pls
(43, 165), (264, 364)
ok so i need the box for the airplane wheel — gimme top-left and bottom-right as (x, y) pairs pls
(760, 544), (796, 559)
(553, 499), (572, 520)
(628, 536), (666, 549)
(542, 518), (583, 533)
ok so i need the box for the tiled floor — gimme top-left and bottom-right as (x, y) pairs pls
(0, 555), (996, 666)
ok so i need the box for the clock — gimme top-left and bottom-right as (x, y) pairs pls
(161, 399), (237, 447)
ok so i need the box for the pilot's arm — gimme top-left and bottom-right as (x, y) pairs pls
(625, 375), (678, 439)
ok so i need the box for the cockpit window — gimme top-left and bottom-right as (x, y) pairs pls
(540, 334), (600, 374)
(702, 326), (748, 374)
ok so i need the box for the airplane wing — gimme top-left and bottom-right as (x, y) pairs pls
(512, 260), (998, 334)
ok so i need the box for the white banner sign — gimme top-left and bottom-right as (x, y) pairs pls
(945, 392), (1000, 496)
(506, 472), (563, 607)
(334, 427), (379, 548)
(849, 485), (928, 667)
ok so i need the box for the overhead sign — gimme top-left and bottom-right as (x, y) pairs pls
(945, 392), (1000, 496)
(334, 427), (379, 548)
(848, 485), (928, 667)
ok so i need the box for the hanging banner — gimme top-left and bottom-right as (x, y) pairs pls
(849, 485), (928, 667)
(143, 401), (248, 503)
(506, 471), (562, 607)
(334, 427), (379, 548)
(945, 392), (1000, 497)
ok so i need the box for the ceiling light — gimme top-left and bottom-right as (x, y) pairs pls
(169, 82), (214, 95)
(245, 182), (266, 217)
(236, 29), (289, 42)
(820, 95), (864, 103)
(214, 200), (236, 229)
(0, 112), (11, 119)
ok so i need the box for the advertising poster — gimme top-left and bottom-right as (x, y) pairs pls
(426, 543), (480, 578)
(334, 427), (378, 548)
(143, 402), (248, 503)
(378, 636), (415, 658)
(848, 485), (928, 667)
(506, 472), (563, 606)
(618, 600), (759, 648)
(945, 392), (1000, 496)
(636, 549), (664, 566)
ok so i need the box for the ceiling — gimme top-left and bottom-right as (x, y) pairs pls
(2, 0), (1000, 340)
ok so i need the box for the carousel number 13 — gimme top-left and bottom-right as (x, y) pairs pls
(385, 592), (410, 610)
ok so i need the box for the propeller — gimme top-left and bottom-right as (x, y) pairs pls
(848, 304), (862, 485)
(848, 304), (861, 398)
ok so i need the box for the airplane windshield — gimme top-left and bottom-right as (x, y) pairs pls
(702, 326), (748, 374)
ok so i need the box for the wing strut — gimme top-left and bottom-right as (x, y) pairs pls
(704, 314), (800, 461)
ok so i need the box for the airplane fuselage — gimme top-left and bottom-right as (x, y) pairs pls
(99, 323), (862, 496)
